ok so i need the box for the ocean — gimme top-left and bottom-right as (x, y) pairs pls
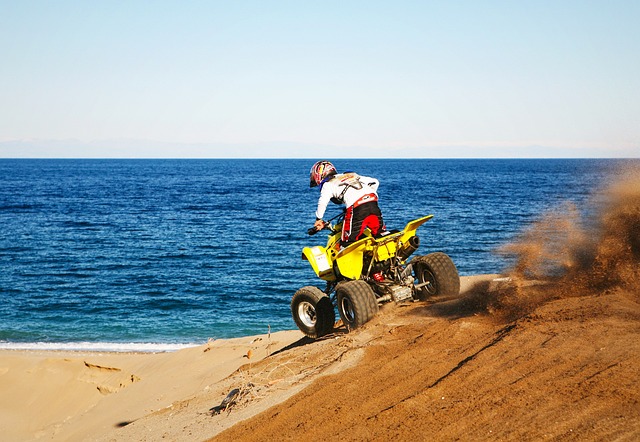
(0, 158), (631, 351)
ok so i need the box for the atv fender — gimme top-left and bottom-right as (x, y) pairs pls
(302, 246), (336, 280)
(335, 237), (370, 280)
(399, 215), (433, 244)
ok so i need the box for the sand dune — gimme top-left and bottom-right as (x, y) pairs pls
(210, 278), (640, 441)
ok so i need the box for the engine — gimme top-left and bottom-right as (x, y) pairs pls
(387, 285), (413, 303)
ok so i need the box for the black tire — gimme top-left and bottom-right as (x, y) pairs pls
(336, 280), (378, 331)
(413, 252), (460, 300)
(291, 286), (335, 339)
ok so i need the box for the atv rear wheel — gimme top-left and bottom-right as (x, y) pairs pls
(291, 286), (335, 339)
(336, 280), (378, 331)
(413, 252), (460, 300)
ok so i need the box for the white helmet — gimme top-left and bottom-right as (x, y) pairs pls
(309, 161), (337, 188)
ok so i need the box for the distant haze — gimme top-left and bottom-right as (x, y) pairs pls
(1, 2), (638, 158)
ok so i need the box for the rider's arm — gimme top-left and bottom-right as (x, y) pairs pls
(315, 183), (334, 220)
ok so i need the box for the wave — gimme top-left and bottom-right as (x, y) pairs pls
(0, 341), (200, 353)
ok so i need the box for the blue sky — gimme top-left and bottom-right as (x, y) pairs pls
(1, 1), (638, 158)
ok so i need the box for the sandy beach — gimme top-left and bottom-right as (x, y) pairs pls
(0, 329), (304, 441)
(1, 273), (639, 441)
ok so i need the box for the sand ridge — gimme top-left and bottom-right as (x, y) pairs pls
(209, 279), (640, 441)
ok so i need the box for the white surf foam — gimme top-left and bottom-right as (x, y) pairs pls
(0, 341), (200, 353)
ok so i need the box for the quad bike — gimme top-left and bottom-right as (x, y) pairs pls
(291, 211), (460, 338)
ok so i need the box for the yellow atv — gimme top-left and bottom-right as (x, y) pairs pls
(291, 212), (460, 338)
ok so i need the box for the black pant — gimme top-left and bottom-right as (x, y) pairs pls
(342, 201), (384, 246)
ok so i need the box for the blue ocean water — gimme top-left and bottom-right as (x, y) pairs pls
(0, 158), (631, 350)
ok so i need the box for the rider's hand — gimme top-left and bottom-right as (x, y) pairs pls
(314, 219), (325, 231)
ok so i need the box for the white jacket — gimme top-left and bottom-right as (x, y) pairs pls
(315, 172), (379, 220)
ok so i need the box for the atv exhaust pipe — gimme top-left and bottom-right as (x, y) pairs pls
(397, 236), (420, 262)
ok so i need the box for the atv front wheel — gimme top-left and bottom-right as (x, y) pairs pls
(413, 252), (460, 300)
(336, 280), (378, 331)
(291, 286), (335, 339)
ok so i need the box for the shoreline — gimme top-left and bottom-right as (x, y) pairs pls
(0, 342), (200, 353)
(0, 275), (495, 441)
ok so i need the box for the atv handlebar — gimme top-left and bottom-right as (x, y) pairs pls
(308, 221), (330, 236)
(307, 210), (345, 236)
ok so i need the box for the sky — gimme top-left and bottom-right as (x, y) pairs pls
(1, 1), (638, 158)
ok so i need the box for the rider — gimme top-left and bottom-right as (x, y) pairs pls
(309, 160), (385, 246)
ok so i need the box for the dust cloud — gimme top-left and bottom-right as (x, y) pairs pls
(489, 165), (640, 320)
